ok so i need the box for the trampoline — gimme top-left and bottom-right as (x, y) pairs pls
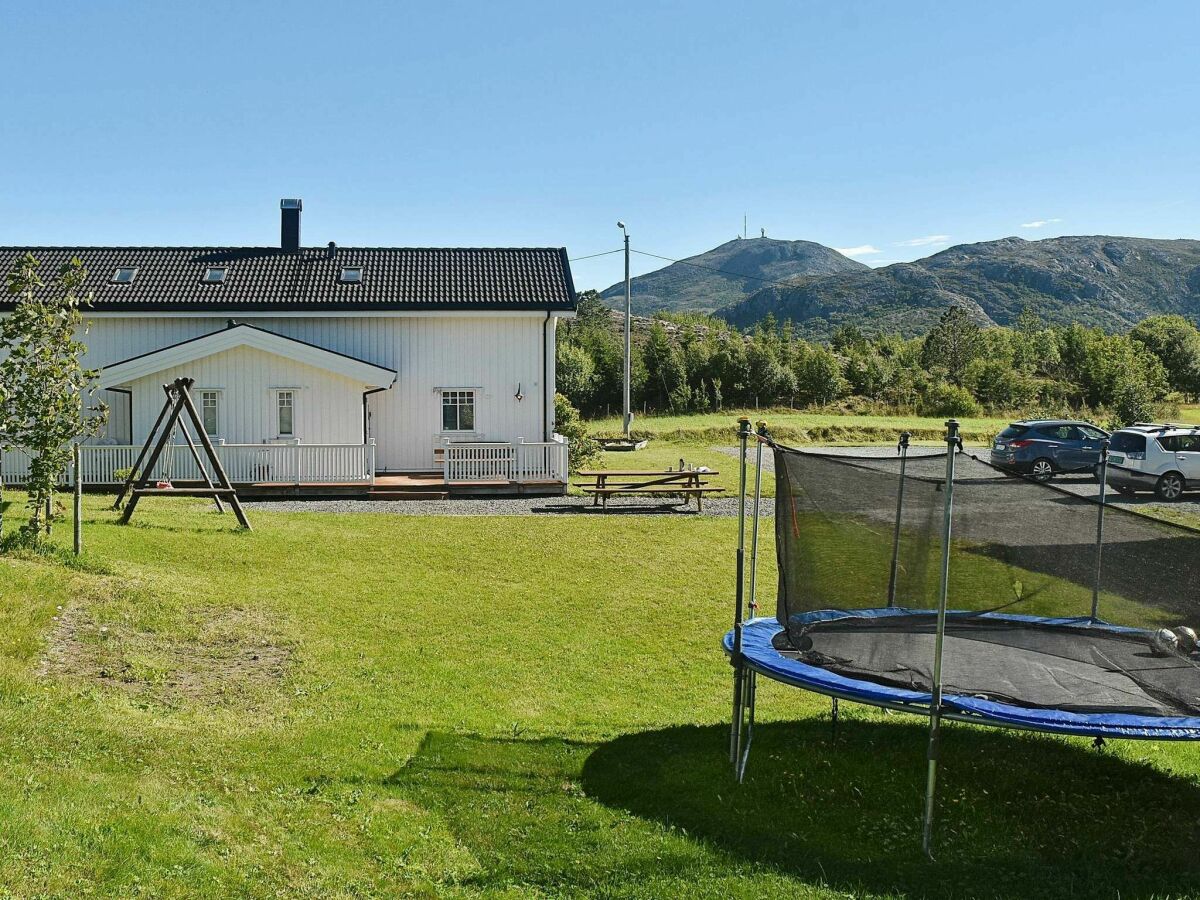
(723, 419), (1200, 855)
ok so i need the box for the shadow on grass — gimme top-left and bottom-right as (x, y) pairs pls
(387, 722), (1200, 898)
(583, 720), (1200, 898)
(530, 502), (701, 516)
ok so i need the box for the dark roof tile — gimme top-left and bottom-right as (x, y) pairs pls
(0, 246), (576, 312)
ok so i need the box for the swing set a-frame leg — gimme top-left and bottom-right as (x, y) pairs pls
(112, 392), (173, 510)
(118, 378), (251, 530)
(165, 384), (224, 514)
(120, 386), (188, 525)
(175, 380), (251, 530)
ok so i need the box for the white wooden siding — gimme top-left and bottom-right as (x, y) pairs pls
(80, 313), (558, 471)
(122, 345), (367, 445)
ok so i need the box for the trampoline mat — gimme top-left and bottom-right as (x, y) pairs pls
(776, 612), (1200, 717)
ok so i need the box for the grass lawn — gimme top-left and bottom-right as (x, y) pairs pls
(587, 409), (1013, 446)
(3, 496), (1200, 897)
(1180, 404), (1200, 425)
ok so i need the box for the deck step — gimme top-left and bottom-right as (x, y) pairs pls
(366, 490), (450, 501)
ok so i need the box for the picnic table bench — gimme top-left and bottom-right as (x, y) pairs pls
(574, 468), (724, 511)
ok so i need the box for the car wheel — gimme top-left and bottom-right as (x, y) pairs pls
(1155, 472), (1186, 502)
(1030, 458), (1054, 482)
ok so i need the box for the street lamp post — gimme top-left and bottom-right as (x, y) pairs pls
(618, 221), (632, 436)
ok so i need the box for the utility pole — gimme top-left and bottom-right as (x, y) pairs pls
(618, 221), (632, 436)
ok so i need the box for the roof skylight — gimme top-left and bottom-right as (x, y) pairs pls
(112, 267), (138, 283)
(339, 267), (363, 284)
(202, 267), (228, 284)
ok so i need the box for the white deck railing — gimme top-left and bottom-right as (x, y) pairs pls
(1, 441), (377, 486)
(4, 436), (567, 488)
(444, 435), (568, 484)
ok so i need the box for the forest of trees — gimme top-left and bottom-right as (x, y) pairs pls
(557, 290), (1200, 428)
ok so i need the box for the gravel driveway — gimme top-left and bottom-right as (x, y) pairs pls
(247, 495), (774, 518)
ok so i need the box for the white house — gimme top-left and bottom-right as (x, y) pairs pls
(0, 200), (577, 493)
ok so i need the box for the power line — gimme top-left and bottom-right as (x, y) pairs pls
(631, 249), (808, 292)
(569, 248), (624, 262)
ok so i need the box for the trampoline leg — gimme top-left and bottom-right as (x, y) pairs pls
(735, 670), (756, 782)
(922, 753), (938, 860)
(830, 697), (839, 741)
(730, 665), (744, 766)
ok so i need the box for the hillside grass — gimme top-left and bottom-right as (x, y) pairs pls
(2, 497), (1200, 896)
(588, 409), (1012, 446)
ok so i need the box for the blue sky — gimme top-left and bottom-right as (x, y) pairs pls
(1, 0), (1197, 290)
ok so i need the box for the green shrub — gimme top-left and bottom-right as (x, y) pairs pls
(918, 381), (981, 418)
(554, 393), (600, 473)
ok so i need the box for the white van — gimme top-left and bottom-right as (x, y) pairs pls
(1106, 423), (1200, 501)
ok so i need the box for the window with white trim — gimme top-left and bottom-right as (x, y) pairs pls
(112, 267), (137, 283)
(276, 390), (294, 436)
(199, 391), (220, 437)
(441, 390), (475, 432)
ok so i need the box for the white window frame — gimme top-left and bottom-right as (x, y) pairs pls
(198, 389), (221, 438)
(202, 267), (228, 283)
(274, 389), (296, 438)
(339, 266), (363, 284)
(440, 389), (477, 433)
(112, 267), (138, 283)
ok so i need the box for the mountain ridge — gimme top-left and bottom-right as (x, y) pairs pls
(692, 234), (1200, 338)
(598, 236), (867, 315)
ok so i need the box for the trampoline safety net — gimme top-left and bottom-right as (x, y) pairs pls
(772, 445), (1200, 718)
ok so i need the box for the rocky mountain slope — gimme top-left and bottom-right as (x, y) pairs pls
(599, 236), (867, 315)
(715, 236), (1200, 339)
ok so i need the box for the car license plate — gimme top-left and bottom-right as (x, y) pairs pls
(1109, 454), (1124, 465)
(993, 441), (1004, 450)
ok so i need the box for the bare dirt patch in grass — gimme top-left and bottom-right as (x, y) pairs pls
(39, 603), (291, 706)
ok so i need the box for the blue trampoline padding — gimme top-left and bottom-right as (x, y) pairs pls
(723, 613), (1200, 740)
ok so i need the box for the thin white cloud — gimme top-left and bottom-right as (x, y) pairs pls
(895, 234), (950, 247)
(835, 244), (881, 257)
(1020, 218), (1062, 229)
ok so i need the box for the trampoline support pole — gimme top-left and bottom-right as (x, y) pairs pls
(731, 418), (751, 770)
(922, 418), (960, 860)
(887, 431), (911, 608)
(736, 670), (756, 782)
(748, 422), (767, 618)
(1090, 440), (1109, 623)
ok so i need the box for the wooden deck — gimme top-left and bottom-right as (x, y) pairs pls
(80, 472), (566, 500)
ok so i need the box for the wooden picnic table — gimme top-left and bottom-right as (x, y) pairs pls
(574, 468), (723, 511)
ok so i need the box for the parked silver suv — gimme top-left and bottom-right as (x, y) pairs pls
(1106, 423), (1200, 501)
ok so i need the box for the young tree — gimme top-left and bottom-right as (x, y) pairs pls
(0, 254), (107, 540)
(920, 305), (983, 385)
(555, 341), (596, 409)
(1129, 315), (1200, 399)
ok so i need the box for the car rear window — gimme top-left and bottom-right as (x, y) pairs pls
(1159, 434), (1200, 452)
(998, 425), (1029, 440)
(1109, 432), (1146, 454)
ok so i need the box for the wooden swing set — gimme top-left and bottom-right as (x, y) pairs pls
(112, 377), (251, 529)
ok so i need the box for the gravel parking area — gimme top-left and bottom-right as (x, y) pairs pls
(247, 495), (775, 518)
